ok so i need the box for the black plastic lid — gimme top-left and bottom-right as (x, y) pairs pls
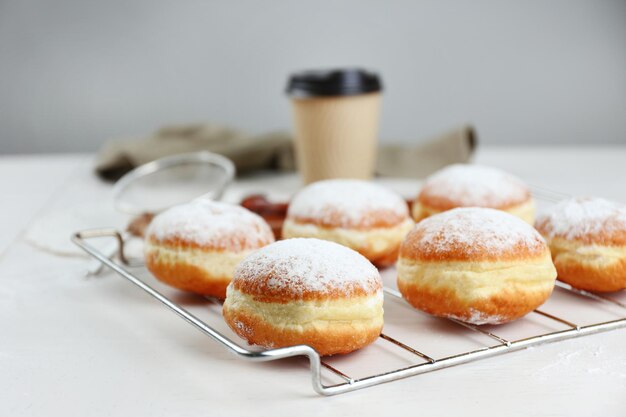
(286, 68), (382, 97)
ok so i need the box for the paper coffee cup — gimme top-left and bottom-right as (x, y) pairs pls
(286, 69), (382, 184)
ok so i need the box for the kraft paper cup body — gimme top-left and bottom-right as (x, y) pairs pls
(290, 92), (381, 184)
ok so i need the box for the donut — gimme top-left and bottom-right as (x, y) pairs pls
(282, 179), (414, 267)
(144, 199), (275, 298)
(222, 238), (384, 355)
(413, 164), (535, 224)
(535, 197), (626, 292)
(397, 207), (556, 325)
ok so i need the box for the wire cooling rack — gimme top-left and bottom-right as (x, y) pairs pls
(72, 234), (626, 396)
(71, 187), (626, 396)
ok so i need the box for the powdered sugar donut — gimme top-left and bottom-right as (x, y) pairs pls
(144, 199), (275, 298)
(282, 179), (414, 267)
(223, 238), (384, 355)
(397, 207), (556, 325)
(413, 164), (535, 224)
(535, 197), (626, 292)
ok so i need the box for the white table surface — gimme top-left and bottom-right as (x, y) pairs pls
(2, 146), (626, 416)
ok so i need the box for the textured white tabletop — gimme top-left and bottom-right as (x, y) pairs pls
(1, 147), (625, 416)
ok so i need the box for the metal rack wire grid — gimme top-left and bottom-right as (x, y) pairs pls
(71, 227), (626, 396)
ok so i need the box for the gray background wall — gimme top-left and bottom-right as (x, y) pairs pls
(1, 0), (625, 153)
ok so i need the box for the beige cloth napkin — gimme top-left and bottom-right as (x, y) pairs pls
(95, 124), (476, 181)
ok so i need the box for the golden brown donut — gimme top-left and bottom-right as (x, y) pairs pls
(282, 179), (414, 267)
(144, 199), (275, 298)
(413, 164), (535, 224)
(223, 238), (384, 356)
(397, 207), (556, 325)
(535, 197), (626, 292)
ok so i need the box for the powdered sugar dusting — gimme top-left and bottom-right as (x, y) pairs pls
(233, 320), (253, 337)
(532, 342), (626, 381)
(447, 308), (505, 325)
(146, 199), (274, 250)
(287, 179), (408, 227)
(420, 164), (530, 207)
(233, 238), (382, 297)
(536, 197), (626, 240)
(412, 207), (545, 257)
